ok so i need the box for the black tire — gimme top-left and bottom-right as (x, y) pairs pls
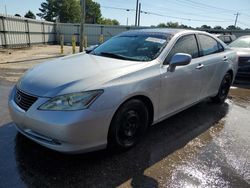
(211, 73), (232, 104)
(108, 99), (149, 150)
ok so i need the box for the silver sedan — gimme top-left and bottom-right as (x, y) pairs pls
(229, 35), (250, 82)
(8, 29), (238, 153)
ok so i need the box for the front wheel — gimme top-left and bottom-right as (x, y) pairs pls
(211, 73), (232, 104)
(108, 99), (149, 150)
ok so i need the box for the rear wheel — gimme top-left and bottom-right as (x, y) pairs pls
(211, 73), (232, 104)
(108, 99), (149, 150)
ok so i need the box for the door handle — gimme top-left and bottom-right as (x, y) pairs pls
(196, 64), (204, 69)
(223, 56), (228, 61)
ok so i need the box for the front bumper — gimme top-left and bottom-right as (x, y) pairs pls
(8, 87), (114, 153)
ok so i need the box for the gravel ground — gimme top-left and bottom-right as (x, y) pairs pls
(0, 45), (79, 63)
(0, 45), (79, 82)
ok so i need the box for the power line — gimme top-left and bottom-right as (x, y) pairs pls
(101, 3), (249, 27)
(141, 2), (233, 21)
(101, 5), (233, 23)
(241, 13), (250, 18)
(238, 21), (250, 28)
(145, 11), (233, 22)
(167, 0), (234, 16)
(101, 5), (134, 11)
(184, 0), (236, 13)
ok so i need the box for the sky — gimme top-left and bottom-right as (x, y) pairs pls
(0, 0), (250, 29)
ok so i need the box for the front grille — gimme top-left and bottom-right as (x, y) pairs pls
(238, 57), (250, 68)
(14, 88), (38, 111)
(236, 56), (250, 79)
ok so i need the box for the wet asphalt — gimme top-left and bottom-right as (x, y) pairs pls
(0, 73), (250, 187)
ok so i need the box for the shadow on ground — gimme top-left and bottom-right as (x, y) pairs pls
(0, 100), (229, 187)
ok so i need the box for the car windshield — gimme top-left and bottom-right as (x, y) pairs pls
(229, 37), (250, 48)
(91, 35), (169, 61)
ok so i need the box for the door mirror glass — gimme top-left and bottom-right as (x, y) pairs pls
(168, 53), (192, 72)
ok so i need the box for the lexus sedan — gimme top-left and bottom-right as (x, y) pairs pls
(229, 35), (250, 82)
(8, 29), (238, 153)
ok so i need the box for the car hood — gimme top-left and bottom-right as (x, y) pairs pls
(230, 47), (250, 57)
(17, 53), (144, 97)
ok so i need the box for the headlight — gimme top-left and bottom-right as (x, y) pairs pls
(38, 90), (103, 111)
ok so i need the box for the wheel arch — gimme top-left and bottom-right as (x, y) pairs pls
(107, 94), (155, 147)
(227, 69), (234, 79)
(110, 94), (155, 129)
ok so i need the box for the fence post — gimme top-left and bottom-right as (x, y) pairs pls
(42, 22), (45, 44)
(72, 35), (76, 54)
(99, 25), (104, 44)
(0, 15), (7, 48)
(25, 19), (31, 47)
(84, 35), (88, 48)
(60, 35), (64, 54)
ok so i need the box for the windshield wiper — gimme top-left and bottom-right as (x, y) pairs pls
(98, 52), (128, 60)
(98, 52), (141, 61)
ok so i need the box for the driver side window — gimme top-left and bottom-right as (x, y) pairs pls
(164, 34), (199, 64)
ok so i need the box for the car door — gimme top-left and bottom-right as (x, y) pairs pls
(196, 34), (226, 99)
(159, 34), (203, 119)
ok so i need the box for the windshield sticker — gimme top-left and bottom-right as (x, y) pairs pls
(145, 37), (166, 44)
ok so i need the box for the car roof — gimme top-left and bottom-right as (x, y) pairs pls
(118, 28), (200, 38)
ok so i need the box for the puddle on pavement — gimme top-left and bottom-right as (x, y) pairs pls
(0, 81), (13, 126)
(0, 81), (249, 187)
(229, 87), (250, 110)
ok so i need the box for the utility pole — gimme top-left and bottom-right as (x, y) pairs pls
(135, 0), (139, 26)
(79, 0), (86, 52)
(5, 5), (7, 15)
(138, 3), (141, 26)
(234, 12), (240, 27)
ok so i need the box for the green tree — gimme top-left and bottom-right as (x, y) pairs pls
(59, 0), (81, 23)
(157, 22), (180, 28)
(213, 26), (224, 30)
(15, 14), (21, 17)
(200, 25), (211, 29)
(37, 0), (102, 23)
(99, 18), (120, 25)
(166, 22), (179, 28)
(37, 0), (58, 22)
(226, 25), (242, 30)
(157, 23), (167, 28)
(179, 24), (192, 29)
(24, 10), (36, 19)
(85, 0), (102, 24)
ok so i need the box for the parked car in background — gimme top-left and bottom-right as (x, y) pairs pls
(215, 34), (236, 44)
(229, 35), (250, 82)
(8, 29), (238, 153)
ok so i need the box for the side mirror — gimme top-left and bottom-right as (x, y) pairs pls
(168, 53), (192, 72)
(85, 45), (99, 54)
